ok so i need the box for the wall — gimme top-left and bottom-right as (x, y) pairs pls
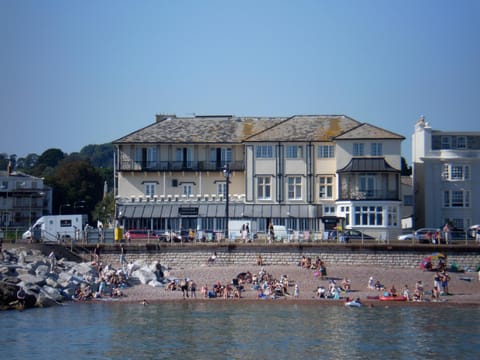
(92, 245), (480, 271)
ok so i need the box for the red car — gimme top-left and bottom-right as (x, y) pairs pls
(124, 229), (159, 241)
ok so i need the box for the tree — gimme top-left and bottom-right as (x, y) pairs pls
(401, 157), (412, 176)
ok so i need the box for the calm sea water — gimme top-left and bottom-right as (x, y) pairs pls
(1, 301), (479, 360)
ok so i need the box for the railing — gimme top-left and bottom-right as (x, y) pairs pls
(338, 190), (399, 201)
(119, 160), (244, 172)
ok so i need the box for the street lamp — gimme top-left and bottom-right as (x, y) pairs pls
(74, 200), (86, 213)
(222, 164), (232, 240)
(59, 203), (71, 215)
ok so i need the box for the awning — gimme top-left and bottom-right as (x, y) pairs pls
(143, 205), (153, 218)
(133, 205), (145, 218)
(337, 157), (399, 173)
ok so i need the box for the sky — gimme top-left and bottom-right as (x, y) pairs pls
(1, 0), (479, 164)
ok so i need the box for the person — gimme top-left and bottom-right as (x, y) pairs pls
(189, 279), (197, 298)
(434, 230), (441, 244)
(425, 231), (432, 244)
(188, 229), (195, 242)
(141, 299), (149, 306)
(119, 245), (127, 273)
(180, 278), (189, 299)
(431, 286), (440, 301)
(389, 284), (398, 297)
(207, 252), (217, 265)
(154, 261), (164, 280)
(201, 284), (208, 298)
(93, 244), (101, 263)
(241, 223), (248, 243)
(294, 284), (299, 298)
(257, 255), (263, 266)
(402, 284), (410, 301)
(443, 223), (451, 244)
(268, 223), (275, 243)
(48, 251), (56, 272)
(368, 276), (375, 290)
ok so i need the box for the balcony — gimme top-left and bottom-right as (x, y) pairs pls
(119, 160), (245, 172)
(337, 189), (400, 201)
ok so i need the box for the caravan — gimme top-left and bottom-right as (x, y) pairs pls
(22, 214), (87, 242)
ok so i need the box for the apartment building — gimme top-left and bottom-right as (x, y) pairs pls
(412, 116), (480, 231)
(0, 168), (51, 229)
(113, 114), (404, 240)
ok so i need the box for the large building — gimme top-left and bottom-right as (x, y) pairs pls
(412, 116), (480, 231)
(0, 167), (51, 229)
(113, 114), (405, 240)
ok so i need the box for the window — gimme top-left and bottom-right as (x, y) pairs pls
(354, 206), (383, 226)
(183, 184), (193, 197)
(371, 143), (383, 156)
(287, 177), (302, 200)
(176, 147), (193, 168)
(443, 190), (470, 207)
(256, 145), (273, 158)
(257, 176), (271, 200)
(286, 145), (303, 159)
(442, 164), (470, 181)
(359, 174), (376, 197)
(353, 143), (365, 156)
(210, 147), (232, 167)
(456, 136), (467, 149)
(319, 176), (333, 199)
(441, 136), (451, 149)
(323, 206), (335, 215)
(387, 206), (398, 226)
(144, 183), (156, 197)
(137, 147), (157, 169)
(318, 145), (335, 158)
(217, 183), (227, 197)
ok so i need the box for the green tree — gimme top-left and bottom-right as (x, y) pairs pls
(401, 157), (412, 176)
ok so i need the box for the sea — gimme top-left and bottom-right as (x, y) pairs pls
(1, 301), (479, 360)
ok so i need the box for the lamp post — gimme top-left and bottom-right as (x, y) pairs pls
(222, 164), (232, 240)
(74, 200), (86, 213)
(59, 203), (71, 215)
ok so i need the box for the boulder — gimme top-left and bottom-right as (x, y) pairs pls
(132, 268), (156, 285)
(41, 286), (64, 302)
(148, 279), (164, 287)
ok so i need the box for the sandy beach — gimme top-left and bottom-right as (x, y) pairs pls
(116, 263), (480, 306)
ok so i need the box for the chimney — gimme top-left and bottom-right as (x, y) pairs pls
(156, 114), (176, 122)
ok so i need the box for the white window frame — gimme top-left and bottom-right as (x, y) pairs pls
(256, 145), (273, 158)
(144, 182), (156, 197)
(319, 176), (333, 199)
(287, 176), (302, 200)
(318, 145), (335, 158)
(371, 143), (383, 156)
(354, 206), (384, 226)
(442, 164), (470, 181)
(353, 143), (365, 156)
(443, 190), (470, 208)
(257, 176), (271, 200)
(217, 182), (227, 197)
(286, 145), (303, 159)
(183, 184), (193, 197)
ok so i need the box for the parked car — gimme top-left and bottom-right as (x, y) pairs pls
(414, 228), (440, 243)
(397, 233), (414, 241)
(469, 225), (480, 238)
(330, 229), (375, 242)
(124, 229), (159, 241)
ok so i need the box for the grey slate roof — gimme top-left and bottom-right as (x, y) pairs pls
(113, 114), (404, 144)
(337, 157), (399, 173)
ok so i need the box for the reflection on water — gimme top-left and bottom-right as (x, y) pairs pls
(1, 302), (479, 359)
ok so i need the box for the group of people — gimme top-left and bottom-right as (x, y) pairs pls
(299, 256), (328, 279)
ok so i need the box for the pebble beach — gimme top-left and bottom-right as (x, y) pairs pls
(117, 262), (480, 306)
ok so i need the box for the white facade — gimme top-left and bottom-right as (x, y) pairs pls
(412, 116), (480, 230)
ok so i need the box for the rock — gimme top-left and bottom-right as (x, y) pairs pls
(41, 286), (64, 302)
(148, 279), (164, 287)
(35, 265), (50, 277)
(17, 273), (46, 287)
(132, 268), (156, 285)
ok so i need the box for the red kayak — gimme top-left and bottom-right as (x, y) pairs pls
(379, 295), (407, 301)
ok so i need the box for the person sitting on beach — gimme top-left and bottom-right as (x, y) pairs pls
(257, 255), (263, 266)
(316, 286), (326, 298)
(368, 276), (375, 290)
(389, 285), (398, 297)
(374, 280), (385, 291)
(341, 278), (351, 292)
(402, 285), (410, 301)
(300, 256), (307, 268)
(166, 279), (177, 291)
(207, 252), (217, 265)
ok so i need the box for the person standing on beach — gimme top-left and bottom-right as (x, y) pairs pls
(294, 284), (299, 298)
(120, 245), (127, 273)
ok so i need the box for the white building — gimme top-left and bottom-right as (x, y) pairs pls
(412, 116), (480, 231)
(113, 114), (404, 240)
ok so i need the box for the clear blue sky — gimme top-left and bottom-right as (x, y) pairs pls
(2, 0), (479, 164)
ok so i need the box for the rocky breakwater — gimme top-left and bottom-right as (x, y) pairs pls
(0, 247), (168, 311)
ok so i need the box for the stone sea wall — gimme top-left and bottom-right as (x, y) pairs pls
(95, 245), (480, 271)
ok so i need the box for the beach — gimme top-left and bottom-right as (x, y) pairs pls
(117, 263), (480, 305)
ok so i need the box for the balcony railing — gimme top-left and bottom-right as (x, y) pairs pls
(119, 160), (244, 172)
(338, 190), (399, 201)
